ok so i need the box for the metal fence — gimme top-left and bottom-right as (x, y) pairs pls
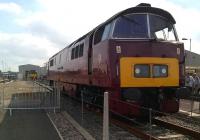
(77, 91), (200, 139)
(0, 85), (2, 108)
(179, 97), (200, 116)
(0, 82), (60, 115)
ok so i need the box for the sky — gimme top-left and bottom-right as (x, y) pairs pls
(0, 0), (200, 72)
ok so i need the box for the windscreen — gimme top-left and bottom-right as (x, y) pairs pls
(149, 14), (177, 41)
(112, 13), (177, 41)
(113, 14), (148, 38)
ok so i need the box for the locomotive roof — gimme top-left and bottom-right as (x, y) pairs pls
(49, 4), (176, 59)
(105, 5), (176, 24)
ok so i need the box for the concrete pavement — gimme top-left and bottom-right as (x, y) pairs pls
(0, 110), (61, 140)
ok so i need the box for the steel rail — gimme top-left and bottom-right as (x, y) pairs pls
(111, 118), (159, 140)
(153, 118), (200, 139)
(180, 95), (200, 102)
(63, 95), (160, 140)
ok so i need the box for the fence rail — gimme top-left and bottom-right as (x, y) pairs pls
(0, 82), (60, 116)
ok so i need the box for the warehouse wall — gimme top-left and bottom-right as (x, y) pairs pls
(185, 50), (200, 67)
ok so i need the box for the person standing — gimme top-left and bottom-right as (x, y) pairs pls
(193, 73), (200, 95)
(185, 73), (195, 94)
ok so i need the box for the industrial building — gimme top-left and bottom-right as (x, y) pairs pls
(185, 50), (200, 74)
(18, 64), (47, 80)
(185, 50), (200, 67)
(1, 71), (18, 80)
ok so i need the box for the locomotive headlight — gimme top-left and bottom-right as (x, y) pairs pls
(153, 65), (168, 77)
(161, 68), (167, 74)
(134, 64), (150, 78)
(135, 68), (141, 74)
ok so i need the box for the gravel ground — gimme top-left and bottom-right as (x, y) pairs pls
(180, 99), (200, 114)
(144, 124), (193, 140)
(156, 115), (200, 132)
(28, 81), (199, 140)
(48, 112), (85, 140)
(175, 112), (200, 124)
(61, 95), (139, 140)
(55, 95), (194, 140)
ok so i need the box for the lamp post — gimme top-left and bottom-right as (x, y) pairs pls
(182, 38), (191, 52)
(182, 38), (194, 113)
(182, 38), (192, 68)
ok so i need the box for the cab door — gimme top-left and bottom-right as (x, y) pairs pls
(88, 33), (94, 75)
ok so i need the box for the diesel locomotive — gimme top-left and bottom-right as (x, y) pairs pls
(47, 3), (185, 116)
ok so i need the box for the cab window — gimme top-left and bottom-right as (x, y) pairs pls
(94, 23), (111, 45)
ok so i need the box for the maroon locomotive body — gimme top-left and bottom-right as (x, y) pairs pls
(48, 3), (185, 116)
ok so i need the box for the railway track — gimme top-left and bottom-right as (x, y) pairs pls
(181, 95), (200, 102)
(174, 111), (200, 124)
(36, 82), (199, 139)
(110, 117), (159, 140)
(153, 116), (200, 139)
(61, 94), (192, 140)
(61, 95), (139, 140)
(48, 89), (193, 140)
(109, 112), (195, 140)
(63, 94), (161, 140)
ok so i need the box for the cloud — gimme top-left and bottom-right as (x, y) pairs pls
(1, 0), (200, 71)
(33, 0), (200, 53)
(0, 2), (22, 14)
(18, 20), (67, 47)
(0, 32), (59, 71)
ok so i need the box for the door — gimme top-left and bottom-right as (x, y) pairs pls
(88, 33), (94, 75)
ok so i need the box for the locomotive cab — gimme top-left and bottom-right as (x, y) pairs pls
(100, 5), (185, 114)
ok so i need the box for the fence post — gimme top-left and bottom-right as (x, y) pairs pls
(55, 84), (60, 113)
(149, 108), (152, 140)
(199, 99), (200, 111)
(103, 92), (109, 140)
(2, 84), (5, 109)
(191, 98), (193, 116)
(81, 91), (84, 125)
(0, 88), (0, 106)
(9, 109), (12, 116)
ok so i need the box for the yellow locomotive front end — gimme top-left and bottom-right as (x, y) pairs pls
(120, 57), (179, 87)
(119, 57), (180, 114)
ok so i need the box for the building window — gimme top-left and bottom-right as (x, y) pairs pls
(75, 45), (79, 59)
(66, 50), (70, 61)
(94, 26), (105, 45)
(50, 59), (54, 67)
(71, 48), (75, 60)
(79, 43), (84, 57)
(54, 57), (56, 65)
(59, 54), (62, 63)
(101, 24), (111, 41)
(94, 23), (111, 45)
(71, 42), (84, 60)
